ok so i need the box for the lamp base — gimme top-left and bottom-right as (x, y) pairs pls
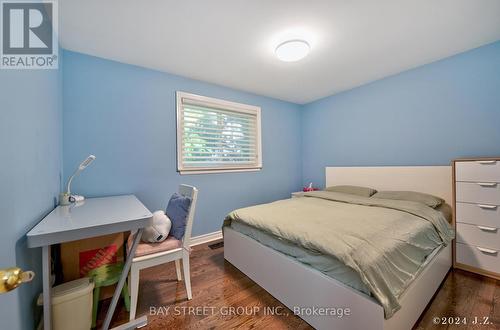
(70, 195), (85, 203)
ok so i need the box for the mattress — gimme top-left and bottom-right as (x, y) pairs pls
(229, 203), (452, 299)
(230, 220), (371, 295)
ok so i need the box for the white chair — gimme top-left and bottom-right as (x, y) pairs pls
(128, 184), (198, 321)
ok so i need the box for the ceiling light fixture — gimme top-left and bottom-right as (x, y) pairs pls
(275, 39), (310, 62)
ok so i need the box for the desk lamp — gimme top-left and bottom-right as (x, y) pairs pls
(60, 155), (96, 205)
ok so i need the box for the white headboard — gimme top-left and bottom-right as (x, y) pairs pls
(325, 166), (452, 205)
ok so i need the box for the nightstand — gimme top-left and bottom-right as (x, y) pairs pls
(453, 157), (500, 280)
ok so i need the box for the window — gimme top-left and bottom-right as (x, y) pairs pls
(176, 92), (262, 174)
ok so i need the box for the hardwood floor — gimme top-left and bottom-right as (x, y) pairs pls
(415, 267), (500, 329)
(96, 242), (500, 329)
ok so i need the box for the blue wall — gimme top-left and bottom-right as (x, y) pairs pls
(0, 68), (62, 328)
(62, 50), (302, 236)
(302, 41), (500, 187)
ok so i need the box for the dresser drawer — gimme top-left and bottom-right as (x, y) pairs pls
(456, 242), (500, 274)
(455, 160), (500, 182)
(456, 182), (500, 204)
(456, 223), (500, 250)
(456, 202), (500, 227)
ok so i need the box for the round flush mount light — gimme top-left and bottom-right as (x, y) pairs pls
(275, 39), (310, 62)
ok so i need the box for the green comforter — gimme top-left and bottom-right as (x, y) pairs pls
(223, 191), (454, 318)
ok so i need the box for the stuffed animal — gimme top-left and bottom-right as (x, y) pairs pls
(141, 210), (172, 243)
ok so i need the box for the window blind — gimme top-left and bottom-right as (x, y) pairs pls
(177, 92), (262, 173)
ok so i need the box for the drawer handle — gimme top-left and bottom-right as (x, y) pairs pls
(477, 204), (498, 210)
(476, 247), (498, 255)
(477, 226), (498, 232)
(476, 160), (497, 165)
(477, 182), (498, 187)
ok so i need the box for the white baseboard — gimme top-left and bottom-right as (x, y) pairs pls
(190, 230), (223, 247)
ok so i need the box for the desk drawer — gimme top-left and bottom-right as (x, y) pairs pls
(456, 223), (500, 250)
(456, 202), (500, 227)
(456, 160), (500, 182)
(456, 182), (500, 204)
(456, 242), (500, 274)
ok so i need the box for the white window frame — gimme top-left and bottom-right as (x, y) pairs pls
(176, 91), (262, 174)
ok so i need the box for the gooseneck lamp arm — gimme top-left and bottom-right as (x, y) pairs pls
(66, 155), (96, 195)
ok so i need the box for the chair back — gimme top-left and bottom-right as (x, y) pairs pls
(178, 184), (198, 248)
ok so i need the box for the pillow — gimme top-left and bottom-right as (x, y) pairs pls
(324, 185), (377, 197)
(436, 203), (452, 223)
(372, 191), (444, 208)
(141, 210), (172, 243)
(166, 193), (192, 240)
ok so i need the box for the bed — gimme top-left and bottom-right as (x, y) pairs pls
(223, 166), (454, 330)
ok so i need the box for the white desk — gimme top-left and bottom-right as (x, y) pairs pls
(27, 195), (153, 330)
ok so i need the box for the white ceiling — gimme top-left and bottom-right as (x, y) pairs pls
(60, 0), (500, 104)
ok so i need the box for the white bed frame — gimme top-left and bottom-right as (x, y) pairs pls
(224, 166), (453, 330)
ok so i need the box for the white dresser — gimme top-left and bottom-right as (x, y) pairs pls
(453, 158), (500, 279)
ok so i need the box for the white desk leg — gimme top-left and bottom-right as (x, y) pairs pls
(102, 228), (145, 330)
(42, 245), (52, 330)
